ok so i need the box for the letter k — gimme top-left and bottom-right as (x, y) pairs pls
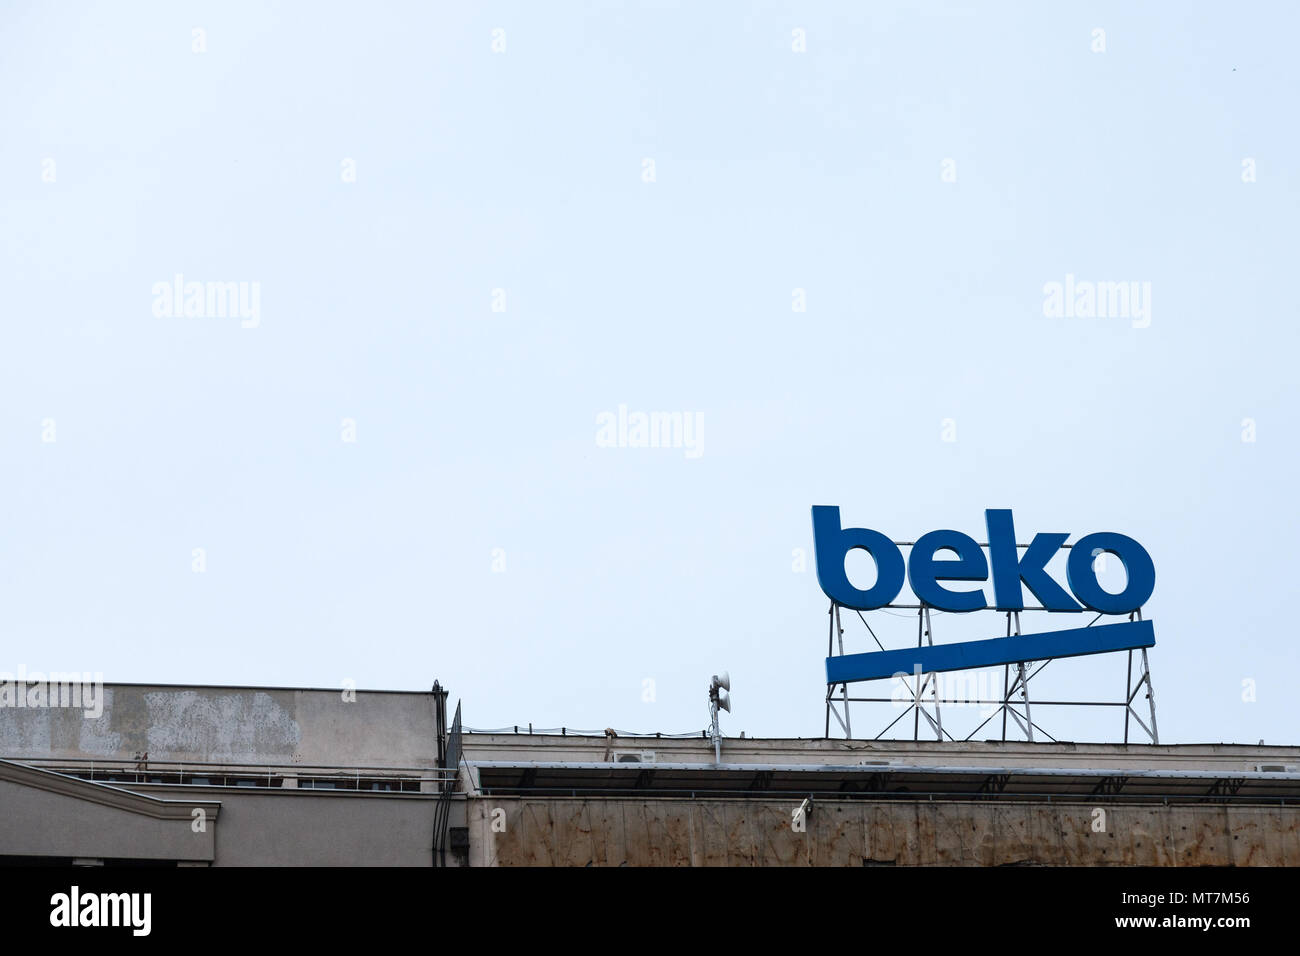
(985, 509), (1082, 612)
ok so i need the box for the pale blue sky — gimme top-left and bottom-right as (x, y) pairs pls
(1, 2), (1295, 743)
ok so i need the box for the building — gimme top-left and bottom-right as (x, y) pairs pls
(2, 681), (1298, 866)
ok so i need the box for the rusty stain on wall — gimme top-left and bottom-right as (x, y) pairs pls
(469, 798), (1300, 866)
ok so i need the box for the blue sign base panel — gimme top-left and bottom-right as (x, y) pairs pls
(825, 619), (1155, 685)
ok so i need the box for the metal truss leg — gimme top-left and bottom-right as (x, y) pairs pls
(914, 608), (923, 740)
(1018, 660), (1034, 742)
(1123, 610), (1159, 745)
(825, 602), (833, 738)
(1124, 649), (1133, 744)
(1001, 668), (1009, 741)
(825, 601), (854, 740)
(998, 612), (1034, 741)
(924, 605), (941, 740)
(836, 604), (851, 739)
(1142, 648), (1159, 745)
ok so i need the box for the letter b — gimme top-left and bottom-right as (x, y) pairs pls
(811, 506), (905, 610)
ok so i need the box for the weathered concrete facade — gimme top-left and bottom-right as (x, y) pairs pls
(467, 797), (1300, 866)
(0, 683), (454, 866)
(0, 683), (438, 770)
(459, 733), (1300, 866)
(2, 682), (1297, 865)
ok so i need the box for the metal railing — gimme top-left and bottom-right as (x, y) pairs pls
(8, 755), (456, 792)
(475, 784), (1296, 806)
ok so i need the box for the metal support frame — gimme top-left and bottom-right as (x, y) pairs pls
(1123, 609), (1159, 745)
(823, 601), (1160, 744)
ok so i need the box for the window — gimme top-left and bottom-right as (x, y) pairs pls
(297, 777), (421, 792)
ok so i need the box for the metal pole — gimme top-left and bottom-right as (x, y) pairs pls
(836, 604), (851, 739)
(913, 607), (923, 740)
(825, 601), (834, 738)
(1124, 648), (1133, 745)
(1001, 663), (1009, 741)
(1142, 647), (1159, 745)
(1001, 613), (1011, 741)
(1018, 660), (1034, 742)
(924, 604), (941, 740)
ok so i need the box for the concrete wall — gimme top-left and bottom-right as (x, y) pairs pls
(468, 797), (1300, 866)
(185, 790), (439, 866)
(0, 684), (438, 769)
(0, 768), (217, 864)
(0, 760), (445, 866)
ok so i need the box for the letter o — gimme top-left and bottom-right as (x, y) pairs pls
(1066, 532), (1155, 613)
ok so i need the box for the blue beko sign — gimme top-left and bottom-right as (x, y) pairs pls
(812, 507), (1156, 684)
